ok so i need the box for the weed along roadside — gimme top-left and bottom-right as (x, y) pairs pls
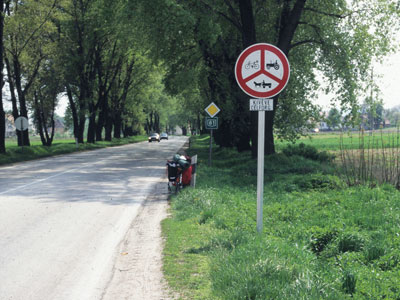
(162, 135), (400, 300)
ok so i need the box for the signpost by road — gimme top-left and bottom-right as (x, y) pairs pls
(15, 116), (29, 152)
(205, 117), (218, 129)
(190, 154), (198, 188)
(235, 43), (290, 233)
(205, 102), (220, 167)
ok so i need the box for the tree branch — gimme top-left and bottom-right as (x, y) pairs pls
(196, 0), (242, 31)
(19, 0), (58, 54)
(304, 7), (349, 19)
(23, 53), (44, 95)
(290, 39), (323, 49)
(298, 21), (324, 44)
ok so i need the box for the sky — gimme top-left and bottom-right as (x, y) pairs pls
(374, 51), (400, 109)
(315, 50), (400, 111)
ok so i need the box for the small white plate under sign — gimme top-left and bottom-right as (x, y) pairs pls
(250, 99), (273, 111)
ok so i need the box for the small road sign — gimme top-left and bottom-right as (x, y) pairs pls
(235, 43), (290, 99)
(205, 117), (218, 129)
(15, 116), (29, 131)
(250, 99), (273, 111)
(205, 102), (220, 118)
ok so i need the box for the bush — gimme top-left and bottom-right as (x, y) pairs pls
(342, 270), (357, 295)
(309, 226), (339, 254)
(364, 244), (385, 262)
(377, 250), (400, 271)
(282, 143), (335, 162)
(338, 232), (365, 253)
(293, 173), (345, 190)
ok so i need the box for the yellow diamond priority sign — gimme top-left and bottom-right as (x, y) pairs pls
(205, 102), (220, 118)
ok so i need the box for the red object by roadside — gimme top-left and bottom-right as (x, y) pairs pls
(181, 165), (193, 186)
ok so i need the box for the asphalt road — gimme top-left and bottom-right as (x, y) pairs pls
(0, 136), (188, 300)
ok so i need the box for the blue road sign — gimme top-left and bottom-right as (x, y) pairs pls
(205, 117), (218, 130)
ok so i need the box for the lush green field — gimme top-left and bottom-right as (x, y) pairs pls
(163, 135), (400, 299)
(0, 136), (148, 165)
(276, 130), (400, 152)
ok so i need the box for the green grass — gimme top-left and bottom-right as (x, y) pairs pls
(276, 130), (400, 152)
(0, 136), (147, 165)
(163, 135), (400, 299)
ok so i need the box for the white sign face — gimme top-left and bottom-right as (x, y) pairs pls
(15, 116), (29, 131)
(250, 99), (273, 111)
(235, 43), (290, 99)
(205, 102), (220, 118)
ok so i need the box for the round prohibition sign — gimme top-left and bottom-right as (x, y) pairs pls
(235, 43), (290, 99)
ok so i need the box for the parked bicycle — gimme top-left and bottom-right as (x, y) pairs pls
(166, 154), (192, 194)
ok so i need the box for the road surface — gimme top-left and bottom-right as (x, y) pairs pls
(0, 136), (188, 300)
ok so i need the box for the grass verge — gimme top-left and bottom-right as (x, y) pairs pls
(0, 136), (147, 166)
(163, 135), (400, 299)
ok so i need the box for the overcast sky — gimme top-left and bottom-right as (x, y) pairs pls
(316, 49), (400, 111)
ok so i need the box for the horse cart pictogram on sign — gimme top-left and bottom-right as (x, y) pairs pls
(235, 43), (290, 99)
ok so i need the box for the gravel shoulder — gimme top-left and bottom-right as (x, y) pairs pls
(101, 180), (175, 300)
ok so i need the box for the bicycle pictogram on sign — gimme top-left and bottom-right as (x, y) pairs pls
(235, 43), (290, 99)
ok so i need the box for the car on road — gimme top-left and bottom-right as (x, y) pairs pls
(148, 133), (160, 142)
(160, 132), (168, 140)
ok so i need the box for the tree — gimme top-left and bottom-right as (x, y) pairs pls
(31, 59), (64, 146)
(0, 0), (6, 153)
(137, 0), (400, 156)
(56, 0), (153, 143)
(326, 108), (341, 130)
(4, 0), (58, 146)
(384, 105), (400, 127)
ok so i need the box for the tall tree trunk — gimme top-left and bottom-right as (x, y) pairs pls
(4, 56), (17, 118)
(0, 0), (5, 153)
(66, 84), (80, 142)
(104, 103), (113, 141)
(104, 114), (113, 141)
(154, 112), (160, 133)
(34, 91), (46, 145)
(13, 56), (30, 146)
(262, 0), (306, 155)
(113, 112), (122, 138)
(78, 111), (86, 143)
(34, 90), (56, 146)
(96, 105), (105, 141)
(4, 55), (21, 143)
(87, 102), (96, 143)
(238, 0), (257, 156)
(237, 0), (306, 156)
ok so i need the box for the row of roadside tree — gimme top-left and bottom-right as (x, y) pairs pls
(0, 1), (399, 156)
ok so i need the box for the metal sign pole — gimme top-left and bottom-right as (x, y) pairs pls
(257, 110), (265, 233)
(208, 129), (213, 167)
(20, 118), (24, 153)
(234, 43), (290, 235)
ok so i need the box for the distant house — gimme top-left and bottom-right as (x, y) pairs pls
(54, 119), (65, 134)
(318, 121), (330, 131)
(5, 114), (16, 137)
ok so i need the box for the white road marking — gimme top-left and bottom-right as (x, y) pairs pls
(0, 168), (76, 195)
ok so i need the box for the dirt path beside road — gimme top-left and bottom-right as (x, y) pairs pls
(101, 181), (174, 300)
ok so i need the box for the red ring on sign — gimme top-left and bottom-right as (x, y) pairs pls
(235, 43), (290, 99)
